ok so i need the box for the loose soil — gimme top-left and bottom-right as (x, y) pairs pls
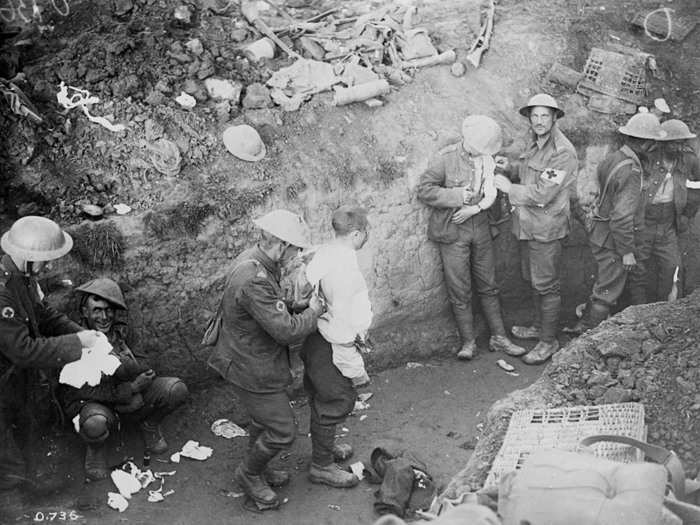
(12, 351), (543, 525)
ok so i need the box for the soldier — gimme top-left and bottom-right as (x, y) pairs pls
(301, 205), (372, 489)
(208, 210), (325, 511)
(567, 113), (655, 334)
(0, 216), (99, 519)
(494, 94), (579, 365)
(60, 278), (189, 480)
(417, 115), (525, 360)
(627, 119), (700, 303)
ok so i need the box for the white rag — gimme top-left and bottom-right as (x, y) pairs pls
(56, 81), (126, 132)
(59, 332), (121, 388)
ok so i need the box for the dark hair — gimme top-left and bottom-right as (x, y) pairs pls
(331, 205), (368, 236)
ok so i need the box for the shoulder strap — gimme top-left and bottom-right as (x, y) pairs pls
(580, 434), (686, 500)
(213, 259), (260, 315)
(597, 158), (636, 208)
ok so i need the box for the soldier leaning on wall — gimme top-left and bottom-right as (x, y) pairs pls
(207, 209), (326, 512)
(494, 93), (579, 365)
(59, 278), (189, 481)
(567, 113), (654, 335)
(417, 115), (526, 361)
(0, 217), (100, 521)
(626, 118), (700, 304)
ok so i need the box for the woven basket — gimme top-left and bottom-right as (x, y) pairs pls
(576, 47), (646, 104)
(484, 403), (646, 488)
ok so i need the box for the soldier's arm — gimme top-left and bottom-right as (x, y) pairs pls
(683, 155), (700, 218)
(0, 291), (82, 368)
(609, 166), (641, 257)
(64, 378), (135, 405)
(239, 278), (318, 346)
(416, 151), (464, 208)
(509, 148), (578, 208)
(37, 294), (83, 336)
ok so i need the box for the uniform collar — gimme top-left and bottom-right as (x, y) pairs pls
(252, 245), (278, 276)
(0, 254), (23, 276)
(620, 144), (641, 166)
(528, 124), (564, 152)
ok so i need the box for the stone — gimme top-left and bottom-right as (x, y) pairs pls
(144, 90), (165, 105)
(641, 338), (663, 358)
(214, 101), (231, 122)
(183, 79), (208, 101)
(244, 108), (282, 129)
(450, 62), (467, 77)
(144, 119), (164, 142)
(197, 60), (216, 80)
(242, 83), (272, 109)
(185, 38), (204, 56)
(230, 28), (249, 43)
(599, 386), (633, 404)
(204, 78), (242, 102)
(154, 79), (172, 94)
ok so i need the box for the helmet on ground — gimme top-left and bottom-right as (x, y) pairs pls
(654, 98), (670, 114)
(253, 210), (311, 248)
(519, 93), (565, 119)
(461, 115), (503, 156)
(222, 124), (266, 162)
(76, 278), (127, 310)
(618, 113), (666, 140)
(1, 216), (73, 262)
(659, 119), (696, 141)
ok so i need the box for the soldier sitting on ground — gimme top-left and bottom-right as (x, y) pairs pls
(59, 278), (189, 480)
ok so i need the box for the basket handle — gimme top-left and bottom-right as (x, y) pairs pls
(580, 434), (686, 500)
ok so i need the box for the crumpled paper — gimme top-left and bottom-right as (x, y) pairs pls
(267, 59), (339, 111)
(107, 492), (128, 512)
(59, 332), (121, 388)
(211, 419), (248, 439)
(111, 469), (141, 499)
(56, 82), (126, 132)
(171, 440), (213, 462)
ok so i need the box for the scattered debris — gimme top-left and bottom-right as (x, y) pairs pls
(406, 362), (424, 368)
(204, 78), (242, 102)
(56, 82), (126, 132)
(359, 414), (368, 421)
(59, 333), (120, 388)
(0, 79), (44, 123)
(211, 419), (248, 439)
(107, 492), (129, 512)
(111, 469), (141, 499)
(496, 359), (516, 372)
(244, 37), (276, 62)
(546, 62), (583, 89)
(466, 0), (495, 67)
(114, 203), (132, 215)
(148, 138), (182, 176)
(630, 8), (698, 42)
(577, 46), (648, 106)
(334, 79), (390, 106)
(81, 203), (104, 219)
(177, 440), (213, 461)
(328, 504), (341, 511)
(349, 461), (365, 480)
(222, 124), (266, 162)
(175, 92), (197, 109)
(450, 62), (466, 77)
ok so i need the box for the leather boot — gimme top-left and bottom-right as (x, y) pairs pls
(140, 421), (168, 455)
(539, 293), (561, 342)
(0, 487), (25, 522)
(564, 302), (610, 335)
(522, 339), (560, 365)
(84, 444), (109, 481)
(453, 306), (476, 359)
(234, 440), (280, 510)
(511, 293), (541, 339)
(479, 295), (506, 339)
(489, 335), (527, 356)
(248, 422), (290, 487)
(309, 423), (359, 488)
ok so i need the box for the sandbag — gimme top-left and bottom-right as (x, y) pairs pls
(498, 449), (668, 525)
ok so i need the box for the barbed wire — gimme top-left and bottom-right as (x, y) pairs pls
(643, 7), (673, 42)
(0, 0), (69, 24)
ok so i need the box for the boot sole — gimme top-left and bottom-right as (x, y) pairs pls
(234, 468), (280, 508)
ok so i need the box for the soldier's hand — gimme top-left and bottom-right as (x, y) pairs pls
(451, 205), (479, 224)
(622, 253), (637, 271)
(76, 330), (101, 348)
(131, 371), (154, 392)
(308, 294), (326, 315)
(494, 174), (512, 193)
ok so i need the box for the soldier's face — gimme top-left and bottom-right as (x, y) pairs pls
(530, 107), (554, 137)
(82, 296), (115, 333)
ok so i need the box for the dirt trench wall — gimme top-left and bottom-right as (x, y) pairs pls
(3, 0), (700, 383)
(442, 289), (700, 499)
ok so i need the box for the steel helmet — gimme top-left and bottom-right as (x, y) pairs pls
(519, 93), (565, 119)
(76, 278), (127, 310)
(222, 124), (266, 162)
(253, 209), (311, 248)
(618, 113), (666, 140)
(461, 115), (503, 156)
(1, 216), (73, 262)
(659, 119), (696, 141)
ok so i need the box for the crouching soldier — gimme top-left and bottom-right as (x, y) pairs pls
(568, 113), (653, 333)
(60, 278), (188, 480)
(0, 217), (100, 519)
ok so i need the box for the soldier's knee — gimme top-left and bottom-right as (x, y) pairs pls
(165, 379), (188, 409)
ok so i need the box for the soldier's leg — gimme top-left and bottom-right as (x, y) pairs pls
(471, 219), (525, 356)
(77, 403), (117, 481)
(136, 377), (188, 454)
(439, 235), (476, 359)
(627, 223), (654, 305)
(232, 387), (296, 509)
(522, 240), (562, 365)
(512, 240), (541, 339)
(301, 331), (358, 488)
(652, 224), (681, 301)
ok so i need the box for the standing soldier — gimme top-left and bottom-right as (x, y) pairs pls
(417, 115), (525, 360)
(207, 210), (325, 512)
(628, 119), (700, 303)
(494, 94), (579, 365)
(567, 113), (655, 334)
(0, 216), (99, 520)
